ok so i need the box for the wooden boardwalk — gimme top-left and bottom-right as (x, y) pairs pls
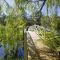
(26, 31), (59, 60)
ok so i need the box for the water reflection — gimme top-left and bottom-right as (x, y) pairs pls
(0, 44), (24, 60)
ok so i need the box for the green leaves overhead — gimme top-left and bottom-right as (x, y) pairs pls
(15, 0), (28, 4)
(46, 0), (59, 7)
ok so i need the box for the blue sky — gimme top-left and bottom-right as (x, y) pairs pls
(58, 7), (60, 16)
(1, 0), (60, 16)
(6, 0), (16, 7)
(42, 5), (60, 16)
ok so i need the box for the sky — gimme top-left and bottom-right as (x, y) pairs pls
(42, 5), (60, 16)
(6, 0), (16, 8)
(0, 0), (60, 16)
(58, 7), (60, 16)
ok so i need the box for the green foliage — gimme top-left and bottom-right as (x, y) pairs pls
(44, 30), (60, 50)
(41, 16), (51, 28)
(40, 0), (60, 53)
(41, 16), (60, 31)
(0, 15), (26, 58)
(15, 0), (28, 4)
(46, 0), (60, 7)
(0, 0), (60, 59)
(50, 16), (60, 30)
(38, 26), (60, 51)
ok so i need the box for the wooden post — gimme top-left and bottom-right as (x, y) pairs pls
(24, 31), (28, 60)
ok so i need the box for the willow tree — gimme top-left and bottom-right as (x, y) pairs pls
(0, 0), (26, 59)
(40, 0), (60, 54)
(46, 0), (60, 16)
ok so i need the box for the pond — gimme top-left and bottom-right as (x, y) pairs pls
(0, 45), (24, 60)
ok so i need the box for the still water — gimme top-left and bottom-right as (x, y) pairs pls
(0, 45), (24, 60)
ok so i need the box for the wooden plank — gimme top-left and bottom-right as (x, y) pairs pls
(24, 32), (28, 60)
